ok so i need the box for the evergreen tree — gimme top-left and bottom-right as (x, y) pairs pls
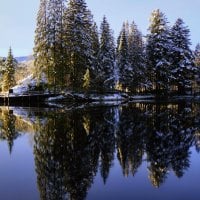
(63, 0), (94, 90)
(146, 9), (173, 95)
(90, 22), (100, 88)
(2, 47), (16, 91)
(34, 0), (49, 85)
(194, 43), (200, 67)
(171, 18), (195, 95)
(194, 44), (200, 90)
(47, 0), (67, 90)
(34, 0), (67, 91)
(97, 16), (116, 91)
(128, 21), (146, 92)
(117, 23), (131, 91)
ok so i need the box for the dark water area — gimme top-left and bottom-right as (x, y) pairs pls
(0, 101), (200, 200)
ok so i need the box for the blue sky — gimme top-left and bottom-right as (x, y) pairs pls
(0, 0), (200, 57)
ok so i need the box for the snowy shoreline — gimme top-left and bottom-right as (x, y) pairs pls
(46, 93), (155, 103)
(46, 93), (199, 104)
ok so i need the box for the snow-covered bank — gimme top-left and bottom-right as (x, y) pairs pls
(46, 92), (200, 105)
(47, 93), (128, 103)
(12, 74), (36, 94)
(11, 73), (47, 95)
(3, 71), (199, 105)
(46, 92), (157, 103)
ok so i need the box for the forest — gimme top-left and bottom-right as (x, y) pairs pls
(1, 0), (200, 97)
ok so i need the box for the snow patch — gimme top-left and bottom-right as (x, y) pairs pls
(91, 94), (125, 101)
(11, 73), (47, 95)
(48, 95), (65, 102)
(12, 74), (36, 94)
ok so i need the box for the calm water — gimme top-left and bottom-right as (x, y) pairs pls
(0, 102), (200, 200)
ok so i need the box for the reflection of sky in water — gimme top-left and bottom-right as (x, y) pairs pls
(88, 148), (200, 200)
(0, 135), (39, 200)
(0, 137), (199, 200)
(0, 104), (200, 200)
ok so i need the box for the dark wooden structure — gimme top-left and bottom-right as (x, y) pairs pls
(0, 93), (59, 106)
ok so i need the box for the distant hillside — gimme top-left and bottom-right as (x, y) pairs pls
(15, 57), (35, 83)
(15, 55), (34, 63)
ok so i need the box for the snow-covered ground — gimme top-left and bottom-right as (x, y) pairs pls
(11, 73), (47, 95)
(48, 95), (65, 101)
(130, 95), (155, 100)
(12, 74), (36, 94)
(91, 93), (124, 101)
(47, 93), (127, 102)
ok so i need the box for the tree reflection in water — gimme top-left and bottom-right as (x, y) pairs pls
(0, 108), (19, 153)
(34, 111), (99, 200)
(0, 102), (200, 199)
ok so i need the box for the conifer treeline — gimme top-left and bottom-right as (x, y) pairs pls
(34, 0), (200, 94)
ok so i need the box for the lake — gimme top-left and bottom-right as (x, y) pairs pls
(0, 101), (200, 200)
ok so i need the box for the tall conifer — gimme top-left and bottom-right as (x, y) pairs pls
(128, 21), (146, 92)
(117, 23), (131, 91)
(146, 9), (173, 95)
(2, 47), (16, 91)
(98, 16), (115, 91)
(90, 22), (100, 88)
(34, 0), (49, 85)
(171, 18), (195, 94)
(47, 0), (67, 90)
(63, 0), (93, 90)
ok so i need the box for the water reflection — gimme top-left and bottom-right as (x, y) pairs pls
(0, 109), (19, 153)
(0, 102), (200, 199)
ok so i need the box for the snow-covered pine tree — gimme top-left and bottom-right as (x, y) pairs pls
(171, 18), (195, 95)
(0, 58), (6, 81)
(128, 21), (146, 92)
(47, 0), (67, 90)
(146, 9), (173, 95)
(34, 0), (49, 86)
(117, 23), (131, 91)
(194, 44), (200, 91)
(2, 47), (16, 92)
(63, 0), (94, 91)
(90, 22), (100, 89)
(34, 0), (67, 91)
(194, 43), (200, 67)
(97, 16), (116, 91)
